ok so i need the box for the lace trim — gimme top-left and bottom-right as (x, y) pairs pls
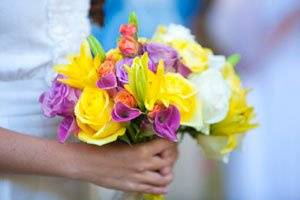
(46, 0), (91, 85)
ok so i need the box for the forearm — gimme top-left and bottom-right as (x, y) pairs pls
(0, 127), (78, 179)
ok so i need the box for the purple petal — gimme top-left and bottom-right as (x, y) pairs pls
(153, 105), (180, 142)
(97, 72), (117, 89)
(147, 59), (157, 72)
(39, 75), (80, 118)
(143, 43), (178, 72)
(175, 60), (192, 78)
(116, 58), (133, 85)
(112, 102), (142, 122)
(57, 116), (79, 143)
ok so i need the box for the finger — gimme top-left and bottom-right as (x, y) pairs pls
(145, 138), (176, 155)
(160, 166), (172, 176)
(157, 152), (178, 169)
(160, 145), (178, 159)
(136, 156), (166, 172)
(145, 156), (172, 171)
(118, 181), (168, 194)
(134, 184), (168, 195)
(135, 171), (173, 187)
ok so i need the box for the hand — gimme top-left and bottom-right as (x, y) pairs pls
(70, 138), (179, 194)
(159, 142), (179, 176)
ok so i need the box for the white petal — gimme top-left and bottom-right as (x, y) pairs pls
(190, 68), (231, 125)
(181, 98), (204, 131)
(166, 24), (196, 42)
(200, 123), (210, 135)
(209, 54), (226, 70)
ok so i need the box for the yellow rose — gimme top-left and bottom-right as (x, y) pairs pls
(160, 73), (197, 124)
(75, 87), (126, 146)
(171, 39), (211, 73)
(152, 24), (211, 73)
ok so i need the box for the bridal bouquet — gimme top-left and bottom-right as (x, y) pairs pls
(39, 12), (257, 199)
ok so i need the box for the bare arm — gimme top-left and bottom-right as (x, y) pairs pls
(0, 127), (77, 178)
(0, 127), (178, 194)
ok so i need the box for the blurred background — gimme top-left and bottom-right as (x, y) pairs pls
(92, 0), (300, 199)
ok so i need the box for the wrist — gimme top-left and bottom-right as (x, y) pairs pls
(55, 142), (83, 181)
(61, 143), (96, 182)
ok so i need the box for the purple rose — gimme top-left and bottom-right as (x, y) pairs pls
(112, 102), (142, 122)
(39, 75), (81, 117)
(153, 105), (180, 142)
(116, 58), (133, 85)
(57, 116), (79, 143)
(143, 43), (178, 72)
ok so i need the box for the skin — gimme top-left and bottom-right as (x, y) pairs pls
(0, 127), (178, 194)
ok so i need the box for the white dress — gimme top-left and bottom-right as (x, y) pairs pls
(0, 0), (113, 199)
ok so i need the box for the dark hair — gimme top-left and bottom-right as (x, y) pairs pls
(89, 0), (105, 26)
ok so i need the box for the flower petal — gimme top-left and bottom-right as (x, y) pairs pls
(116, 58), (133, 85)
(153, 105), (180, 142)
(175, 60), (192, 78)
(112, 102), (142, 122)
(57, 116), (79, 143)
(186, 68), (231, 134)
(96, 72), (117, 89)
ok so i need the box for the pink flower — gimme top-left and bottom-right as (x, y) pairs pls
(119, 24), (137, 37)
(118, 36), (140, 57)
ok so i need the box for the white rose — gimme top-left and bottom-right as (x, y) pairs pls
(208, 54), (226, 70)
(186, 68), (231, 134)
(152, 24), (195, 43)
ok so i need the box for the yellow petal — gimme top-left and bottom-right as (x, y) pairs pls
(75, 87), (126, 146)
(78, 127), (126, 146)
(160, 73), (197, 123)
(143, 194), (165, 200)
(144, 60), (165, 110)
(54, 40), (100, 89)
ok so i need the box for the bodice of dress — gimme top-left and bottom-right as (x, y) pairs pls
(0, 0), (91, 81)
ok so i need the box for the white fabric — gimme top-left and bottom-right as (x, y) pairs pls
(0, 77), (93, 200)
(0, 0), (90, 82)
(0, 0), (116, 199)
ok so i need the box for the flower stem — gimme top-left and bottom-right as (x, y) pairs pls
(127, 124), (137, 144)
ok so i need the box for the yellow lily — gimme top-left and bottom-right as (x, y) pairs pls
(209, 62), (258, 153)
(124, 53), (197, 124)
(54, 40), (100, 89)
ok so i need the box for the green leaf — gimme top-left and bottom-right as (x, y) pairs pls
(227, 54), (241, 67)
(127, 124), (138, 144)
(87, 35), (106, 62)
(128, 12), (139, 32)
(119, 134), (132, 145)
(129, 55), (147, 110)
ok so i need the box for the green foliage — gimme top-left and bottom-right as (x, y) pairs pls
(227, 54), (241, 67)
(87, 35), (106, 62)
(128, 12), (139, 32)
